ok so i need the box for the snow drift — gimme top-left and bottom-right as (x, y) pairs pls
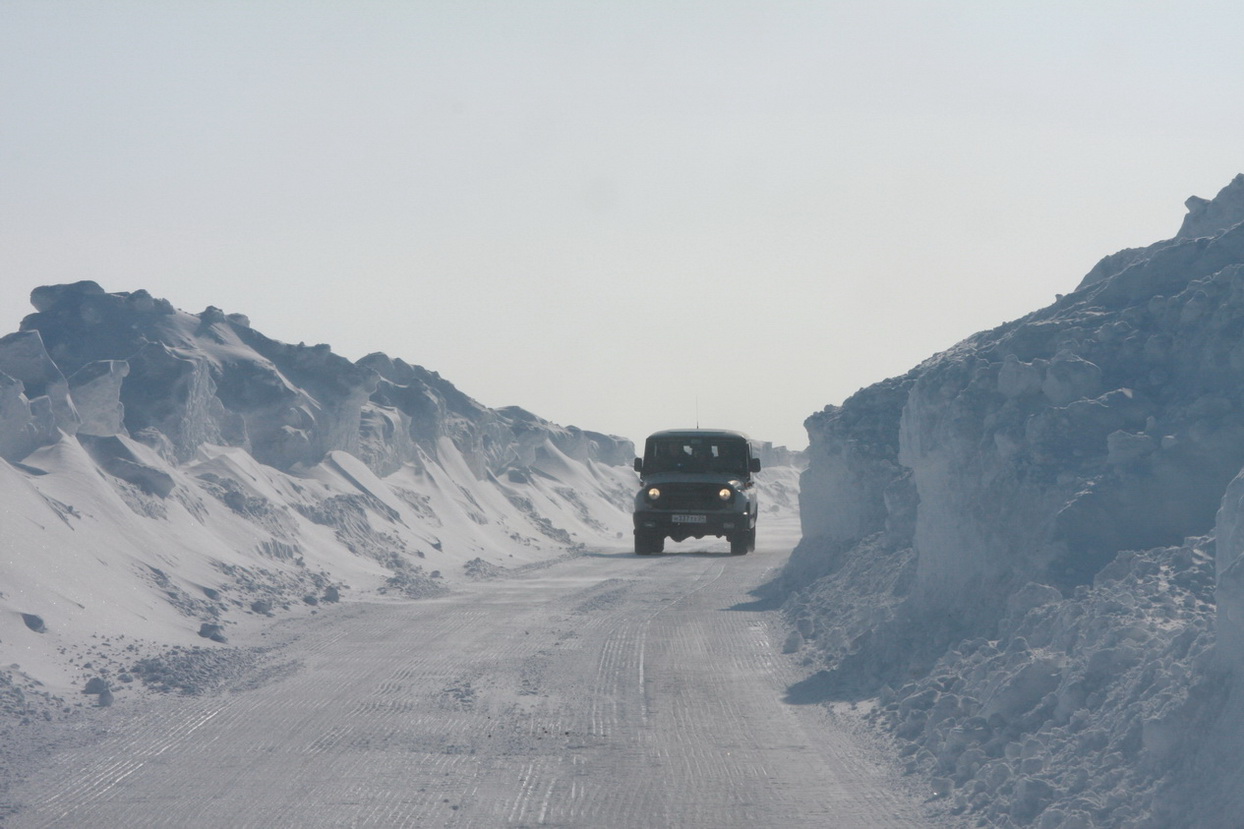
(785, 174), (1244, 828)
(0, 283), (639, 708)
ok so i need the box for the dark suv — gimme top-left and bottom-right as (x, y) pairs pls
(632, 429), (761, 555)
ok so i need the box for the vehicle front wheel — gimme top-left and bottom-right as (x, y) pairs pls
(635, 533), (665, 555)
(729, 530), (754, 556)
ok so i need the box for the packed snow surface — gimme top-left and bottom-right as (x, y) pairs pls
(5, 548), (933, 828)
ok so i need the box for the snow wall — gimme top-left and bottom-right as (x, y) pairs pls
(785, 174), (1244, 828)
(0, 283), (640, 699)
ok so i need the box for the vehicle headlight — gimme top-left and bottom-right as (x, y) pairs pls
(718, 487), (733, 501)
(647, 487), (661, 501)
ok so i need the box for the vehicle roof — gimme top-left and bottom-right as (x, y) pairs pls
(645, 428), (752, 441)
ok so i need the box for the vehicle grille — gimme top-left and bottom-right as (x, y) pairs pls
(660, 484), (727, 511)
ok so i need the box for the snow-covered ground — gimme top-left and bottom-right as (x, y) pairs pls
(0, 432), (636, 697)
(0, 280), (808, 818)
(1, 433), (801, 712)
(4, 546), (928, 828)
(0, 284), (642, 796)
(0, 437), (804, 820)
(18, 179), (1244, 827)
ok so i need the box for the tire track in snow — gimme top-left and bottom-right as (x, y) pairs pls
(8, 551), (935, 828)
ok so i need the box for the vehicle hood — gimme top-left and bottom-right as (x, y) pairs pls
(639, 472), (747, 488)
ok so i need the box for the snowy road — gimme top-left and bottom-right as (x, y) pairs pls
(9, 549), (935, 828)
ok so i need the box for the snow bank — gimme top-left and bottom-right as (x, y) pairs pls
(785, 174), (1244, 827)
(0, 283), (637, 711)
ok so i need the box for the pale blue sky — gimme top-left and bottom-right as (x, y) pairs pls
(3, 1), (1243, 449)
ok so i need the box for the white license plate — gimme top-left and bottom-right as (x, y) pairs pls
(672, 514), (707, 524)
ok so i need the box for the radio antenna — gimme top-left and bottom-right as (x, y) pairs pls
(695, 396), (700, 429)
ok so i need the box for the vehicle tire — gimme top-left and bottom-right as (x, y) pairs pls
(636, 533), (664, 555)
(730, 531), (752, 556)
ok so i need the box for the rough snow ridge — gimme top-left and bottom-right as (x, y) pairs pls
(785, 175), (1244, 828)
(0, 283), (637, 708)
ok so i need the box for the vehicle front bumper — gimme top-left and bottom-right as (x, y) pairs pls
(633, 510), (754, 538)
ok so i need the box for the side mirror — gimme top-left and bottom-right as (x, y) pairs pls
(634, 457), (644, 473)
(749, 457), (761, 473)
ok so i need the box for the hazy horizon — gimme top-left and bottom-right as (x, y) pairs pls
(4, 1), (1244, 449)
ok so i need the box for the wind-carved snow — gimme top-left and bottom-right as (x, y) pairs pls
(0, 283), (644, 717)
(785, 174), (1244, 828)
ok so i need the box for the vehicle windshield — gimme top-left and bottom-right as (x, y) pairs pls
(644, 437), (750, 476)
